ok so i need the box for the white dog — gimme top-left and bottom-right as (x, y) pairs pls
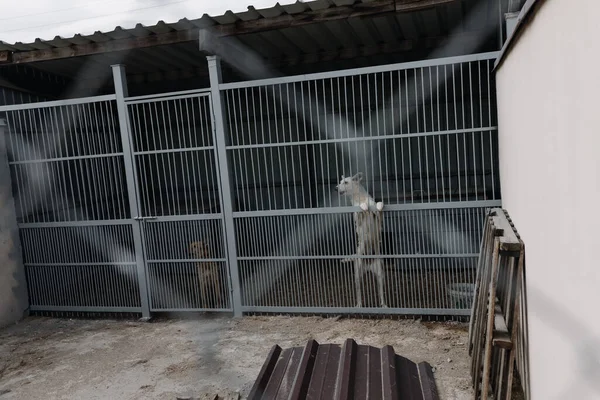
(336, 172), (387, 308)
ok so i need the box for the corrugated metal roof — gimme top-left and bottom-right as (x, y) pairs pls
(0, 1), (388, 52)
(248, 338), (440, 400)
(0, 0), (501, 98)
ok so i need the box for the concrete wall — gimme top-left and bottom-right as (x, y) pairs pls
(495, 0), (600, 398)
(0, 118), (28, 328)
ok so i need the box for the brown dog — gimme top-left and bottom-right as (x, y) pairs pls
(189, 240), (222, 309)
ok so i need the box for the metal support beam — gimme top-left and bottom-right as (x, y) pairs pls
(111, 64), (151, 320)
(206, 55), (243, 317)
(505, 12), (519, 38)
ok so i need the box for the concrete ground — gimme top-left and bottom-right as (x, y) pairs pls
(0, 315), (474, 399)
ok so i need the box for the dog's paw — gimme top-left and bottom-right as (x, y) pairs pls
(376, 201), (384, 211)
(341, 258), (353, 263)
(360, 203), (369, 211)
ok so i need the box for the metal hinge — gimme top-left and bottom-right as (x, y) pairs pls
(133, 216), (157, 221)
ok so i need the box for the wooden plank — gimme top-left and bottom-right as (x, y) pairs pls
(479, 238), (500, 400)
(469, 208), (527, 400)
(468, 214), (492, 350)
(492, 303), (512, 350)
(489, 208), (521, 252)
(471, 227), (494, 391)
(504, 247), (525, 400)
(470, 231), (492, 382)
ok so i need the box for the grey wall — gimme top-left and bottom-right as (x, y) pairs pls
(0, 118), (28, 328)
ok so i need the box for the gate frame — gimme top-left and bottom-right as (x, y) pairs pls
(207, 55), (244, 317)
(113, 62), (242, 316)
(212, 50), (503, 316)
(0, 92), (147, 316)
(112, 65), (151, 319)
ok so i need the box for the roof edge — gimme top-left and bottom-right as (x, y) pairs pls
(493, 0), (547, 72)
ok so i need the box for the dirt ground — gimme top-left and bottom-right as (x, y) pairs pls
(0, 315), (474, 400)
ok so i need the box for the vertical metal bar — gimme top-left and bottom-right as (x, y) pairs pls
(378, 73), (387, 203)
(389, 72), (398, 203)
(295, 84), (308, 209)
(460, 64), (468, 201)
(199, 97), (214, 212)
(452, 65), (461, 201)
(469, 62), (477, 201)
(478, 61), (486, 201)
(430, 67), (439, 203)
(231, 89), (248, 211)
(444, 66), (451, 202)
(207, 55), (243, 317)
(246, 88), (261, 211)
(366, 74), (374, 197)
(111, 64), (151, 319)
(96, 102), (112, 219)
(287, 84), (299, 209)
(281, 85), (293, 209)
(420, 68), (427, 202)
(174, 99), (191, 215)
(106, 102), (126, 219)
(258, 88), (272, 211)
(487, 60), (496, 200)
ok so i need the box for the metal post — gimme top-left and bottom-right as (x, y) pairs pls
(111, 64), (151, 320)
(505, 12), (519, 38)
(206, 55), (243, 317)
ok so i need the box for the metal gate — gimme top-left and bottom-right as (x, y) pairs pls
(1, 51), (502, 318)
(124, 90), (233, 313)
(216, 52), (501, 316)
(1, 95), (146, 314)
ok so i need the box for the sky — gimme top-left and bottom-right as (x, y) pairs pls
(0, 0), (296, 44)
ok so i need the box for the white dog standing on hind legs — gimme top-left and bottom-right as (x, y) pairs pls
(336, 172), (387, 308)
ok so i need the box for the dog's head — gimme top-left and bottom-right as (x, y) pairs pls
(336, 172), (363, 196)
(189, 240), (210, 259)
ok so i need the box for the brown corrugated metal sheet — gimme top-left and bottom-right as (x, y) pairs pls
(248, 339), (440, 400)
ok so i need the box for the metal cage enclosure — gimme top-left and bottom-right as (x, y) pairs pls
(0, 52), (501, 318)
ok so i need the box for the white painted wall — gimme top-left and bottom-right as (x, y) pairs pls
(496, 0), (600, 398)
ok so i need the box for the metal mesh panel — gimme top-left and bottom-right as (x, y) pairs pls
(2, 97), (142, 313)
(223, 59), (499, 212)
(21, 224), (140, 310)
(239, 257), (477, 310)
(222, 55), (499, 314)
(4, 101), (128, 223)
(127, 93), (231, 312)
(236, 208), (484, 312)
(128, 94), (221, 217)
(143, 219), (231, 311)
